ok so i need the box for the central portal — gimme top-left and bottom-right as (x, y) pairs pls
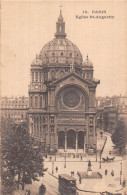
(67, 130), (76, 149)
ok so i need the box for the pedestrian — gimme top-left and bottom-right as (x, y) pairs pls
(49, 156), (52, 161)
(26, 190), (30, 195)
(79, 177), (82, 184)
(122, 180), (126, 187)
(111, 170), (114, 176)
(80, 156), (82, 161)
(105, 169), (108, 175)
(56, 166), (58, 173)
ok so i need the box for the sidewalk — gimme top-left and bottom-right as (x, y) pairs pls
(45, 130), (125, 195)
(47, 160), (124, 195)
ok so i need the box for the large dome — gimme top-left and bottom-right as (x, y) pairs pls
(37, 9), (83, 67)
(39, 38), (83, 66)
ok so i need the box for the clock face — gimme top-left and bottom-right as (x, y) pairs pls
(62, 88), (80, 108)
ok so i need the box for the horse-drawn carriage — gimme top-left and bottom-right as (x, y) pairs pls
(102, 157), (115, 162)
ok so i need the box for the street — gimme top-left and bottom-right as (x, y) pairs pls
(25, 172), (59, 195)
(24, 131), (127, 195)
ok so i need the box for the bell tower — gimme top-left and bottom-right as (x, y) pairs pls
(55, 8), (66, 38)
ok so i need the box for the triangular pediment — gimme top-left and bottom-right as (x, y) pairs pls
(48, 72), (96, 87)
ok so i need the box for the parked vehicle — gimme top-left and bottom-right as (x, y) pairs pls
(58, 174), (77, 195)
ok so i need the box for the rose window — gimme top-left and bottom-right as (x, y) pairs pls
(63, 89), (80, 108)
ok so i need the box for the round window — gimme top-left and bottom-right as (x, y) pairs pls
(63, 89), (80, 108)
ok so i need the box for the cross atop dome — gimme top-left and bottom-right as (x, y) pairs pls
(55, 8), (66, 38)
(59, 5), (63, 19)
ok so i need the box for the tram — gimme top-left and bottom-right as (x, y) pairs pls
(58, 174), (77, 195)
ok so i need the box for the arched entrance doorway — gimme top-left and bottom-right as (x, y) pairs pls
(67, 130), (76, 149)
(58, 131), (65, 149)
(78, 131), (84, 149)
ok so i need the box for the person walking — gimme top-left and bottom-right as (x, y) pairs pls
(111, 170), (114, 176)
(56, 166), (58, 173)
(105, 169), (108, 175)
(49, 156), (52, 161)
(79, 177), (82, 184)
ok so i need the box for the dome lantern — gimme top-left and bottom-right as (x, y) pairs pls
(82, 55), (94, 80)
(55, 9), (66, 38)
(83, 54), (93, 67)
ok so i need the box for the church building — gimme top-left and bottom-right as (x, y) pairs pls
(28, 10), (100, 153)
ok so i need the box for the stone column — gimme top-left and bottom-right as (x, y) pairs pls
(76, 131), (78, 152)
(54, 117), (58, 149)
(34, 116), (36, 136)
(38, 116), (40, 141)
(65, 131), (67, 152)
(84, 131), (86, 152)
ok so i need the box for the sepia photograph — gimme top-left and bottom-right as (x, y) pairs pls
(0, 1), (127, 195)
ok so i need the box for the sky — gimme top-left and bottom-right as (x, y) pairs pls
(1, 1), (127, 97)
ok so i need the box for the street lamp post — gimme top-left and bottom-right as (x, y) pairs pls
(99, 151), (102, 169)
(120, 171), (122, 185)
(64, 152), (66, 168)
(121, 162), (122, 175)
(120, 162), (122, 185)
(96, 150), (97, 162)
(52, 160), (54, 174)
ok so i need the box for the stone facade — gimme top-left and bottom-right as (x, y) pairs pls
(1, 96), (29, 123)
(96, 95), (127, 133)
(28, 10), (100, 153)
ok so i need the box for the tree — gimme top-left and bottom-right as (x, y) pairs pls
(1, 117), (45, 194)
(111, 118), (127, 154)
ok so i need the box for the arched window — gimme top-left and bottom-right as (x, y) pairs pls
(40, 96), (42, 108)
(43, 116), (46, 123)
(32, 72), (34, 82)
(51, 71), (56, 79)
(59, 70), (65, 77)
(30, 96), (33, 107)
(39, 72), (41, 82)
(86, 74), (89, 79)
(34, 117), (36, 135)
(35, 72), (38, 82)
(21, 113), (23, 119)
(50, 126), (54, 133)
(60, 52), (63, 56)
(35, 96), (38, 108)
